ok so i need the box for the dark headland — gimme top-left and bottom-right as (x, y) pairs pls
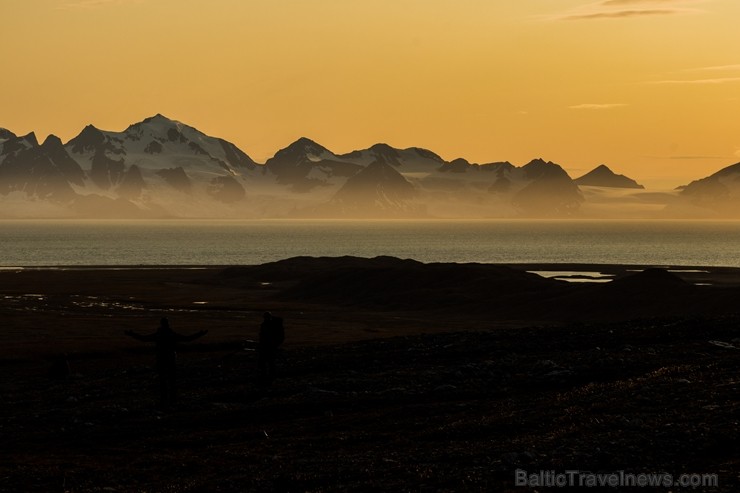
(1, 257), (739, 491)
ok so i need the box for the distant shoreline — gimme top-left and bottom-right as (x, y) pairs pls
(3, 261), (740, 281)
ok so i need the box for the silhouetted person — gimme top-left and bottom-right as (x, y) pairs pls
(258, 312), (284, 387)
(125, 317), (207, 408)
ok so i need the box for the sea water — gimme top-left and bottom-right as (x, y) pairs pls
(0, 219), (738, 267)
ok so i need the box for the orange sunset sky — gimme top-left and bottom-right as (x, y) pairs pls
(2, 0), (739, 188)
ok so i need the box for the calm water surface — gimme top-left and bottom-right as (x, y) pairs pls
(0, 219), (738, 267)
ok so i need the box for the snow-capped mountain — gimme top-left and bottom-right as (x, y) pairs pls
(1, 115), (595, 218)
(64, 114), (258, 202)
(264, 137), (362, 192)
(0, 131), (82, 201)
(338, 143), (446, 175)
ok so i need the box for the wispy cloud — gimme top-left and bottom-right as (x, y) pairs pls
(668, 155), (726, 160)
(646, 77), (740, 85)
(565, 9), (680, 20)
(682, 64), (740, 73)
(569, 103), (627, 110)
(601, 0), (690, 5)
(557, 0), (709, 21)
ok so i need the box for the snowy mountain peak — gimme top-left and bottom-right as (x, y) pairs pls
(124, 114), (185, 139)
(142, 113), (173, 124)
(270, 138), (336, 164)
(287, 137), (330, 155)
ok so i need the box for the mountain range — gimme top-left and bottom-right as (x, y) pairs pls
(0, 115), (735, 218)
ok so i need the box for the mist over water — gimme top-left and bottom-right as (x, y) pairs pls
(1, 219), (739, 267)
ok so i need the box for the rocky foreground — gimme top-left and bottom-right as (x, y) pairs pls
(2, 316), (739, 492)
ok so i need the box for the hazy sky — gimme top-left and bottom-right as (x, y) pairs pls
(3, 0), (739, 188)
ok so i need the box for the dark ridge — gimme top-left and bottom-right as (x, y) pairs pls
(219, 139), (258, 169)
(21, 132), (39, 147)
(67, 125), (105, 154)
(40, 134), (86, 186)
(330, 159), (417, 211)
(607, 268), (688, 291)
(0, 128), (17, 140)
(408, 147), (444, 162)
(442, 158), (472, 173)
(89, 151), (125, 190)
(575, 164), (644, 189)
(513, 160), (583, 216)
(141, 113), (173, 124)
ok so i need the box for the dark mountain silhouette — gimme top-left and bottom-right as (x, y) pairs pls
(263, 137), (361, 192)
(0, 128), (15, 141)
(338, 144), (446, 172)
(328, 158), (420, 216)
(0, 132), (79, 201)
(511, 159), (583, 216)
(605, 268), (688, 293)
(40, 135), (86, 186)
(680, 162), (740, 215)
(67, 124), (111, 155)
(443, 158), (473, 173)
(440, 159), (514, 175)
(219, 255), (561, 312)
(215, 256), (740, 322)
(575, 164), (644, 189)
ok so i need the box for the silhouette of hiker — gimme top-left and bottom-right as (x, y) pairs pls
(258, 312), (284, 387)
(125, 317), (207, 407)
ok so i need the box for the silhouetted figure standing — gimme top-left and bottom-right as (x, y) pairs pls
(125, 317), (207, 408)
(258, 312), (284, 387)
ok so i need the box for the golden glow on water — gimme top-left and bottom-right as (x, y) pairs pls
(1, 219), (740, 267)
(3, 1), (740, 188)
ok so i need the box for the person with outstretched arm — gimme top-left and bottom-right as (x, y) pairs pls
(125, 317), (207, 408)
